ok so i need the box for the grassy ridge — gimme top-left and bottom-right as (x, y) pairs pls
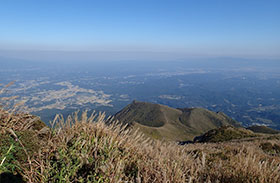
(247, 125), (280, 134)
(194, 126), (258, 143)
(1, 109), (280, 182)
(115, 101), (241, 141)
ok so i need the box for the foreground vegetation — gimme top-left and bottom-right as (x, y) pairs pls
(1, 82), (280, 183)
(1, 108), (280, 183)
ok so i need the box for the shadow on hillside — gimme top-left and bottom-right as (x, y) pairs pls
(0, 172), (25, 183)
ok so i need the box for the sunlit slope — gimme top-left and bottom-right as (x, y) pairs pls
(115, 101), (241, 141)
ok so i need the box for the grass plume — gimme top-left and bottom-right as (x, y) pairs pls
(1, 83), (280, 182)
(1, 109), (280, 182)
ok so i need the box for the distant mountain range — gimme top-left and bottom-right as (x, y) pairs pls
(114, 100), (242, 141)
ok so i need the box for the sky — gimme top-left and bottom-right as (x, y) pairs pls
(0, 0), (279, 60)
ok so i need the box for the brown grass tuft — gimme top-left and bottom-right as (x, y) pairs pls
(1, 109), (280, 182)
(1, 83), (280, 182)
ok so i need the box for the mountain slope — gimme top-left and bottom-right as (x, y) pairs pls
(247, 125), (280, 134)
(115, 101), (241, 141)
(193, 126), (257, 143)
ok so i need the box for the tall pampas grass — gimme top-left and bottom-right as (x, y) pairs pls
(1, 82), (280, 182)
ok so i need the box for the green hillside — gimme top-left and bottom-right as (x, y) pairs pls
(247, 125), (280, 134)
(194, 126), (258, 143)
(115, 100), (241, 141)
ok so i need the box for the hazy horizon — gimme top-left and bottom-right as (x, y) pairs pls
(2, 50), (280, 62)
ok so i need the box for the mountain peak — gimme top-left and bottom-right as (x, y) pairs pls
(115, 101), (240, 141)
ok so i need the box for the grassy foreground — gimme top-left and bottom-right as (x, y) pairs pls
(1, 109), (280, 183)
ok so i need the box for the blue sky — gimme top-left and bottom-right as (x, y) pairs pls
(0, 0), (279, 60)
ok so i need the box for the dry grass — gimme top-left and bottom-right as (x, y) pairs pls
(1, 109), (280, 183)
(1, 83), (280, 182)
